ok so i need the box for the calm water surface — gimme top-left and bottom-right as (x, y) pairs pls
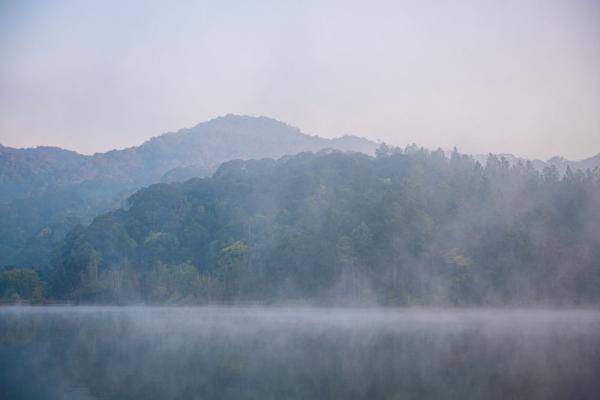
(1, 306), (599, 399)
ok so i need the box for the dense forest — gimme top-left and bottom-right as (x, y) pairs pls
(3, 116), (599, 274)
(3, 145), (595, 305)
(0, 115), (377, 270)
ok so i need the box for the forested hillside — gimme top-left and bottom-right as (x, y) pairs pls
(0, 115), (377, 269)
(46, 147), (600, 305)
(3, 115), (599, 273)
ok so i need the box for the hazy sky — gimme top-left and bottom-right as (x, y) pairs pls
(1, 0), (599, 160)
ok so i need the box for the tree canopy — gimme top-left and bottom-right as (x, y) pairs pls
(48, 147), (600, 305)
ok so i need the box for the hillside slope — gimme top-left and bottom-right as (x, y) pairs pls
(0, 115), (377, 268)
(50, 149), (600, 305)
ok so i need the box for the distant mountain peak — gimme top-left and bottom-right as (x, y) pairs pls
(197, 114), (300, 130)
(547, 156), (567, 163)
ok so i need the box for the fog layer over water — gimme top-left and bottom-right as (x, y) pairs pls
(1, 307), (600, 399)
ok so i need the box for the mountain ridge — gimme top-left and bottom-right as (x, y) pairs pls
(1, 114), (599, 270)
(0, 114), (378, 268)
(0, 114), (379, 203)
(3, 114), (598, 195)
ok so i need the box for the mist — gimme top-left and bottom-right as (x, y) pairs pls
(2, 1), (600, 399)
(2, 306), (600, 400)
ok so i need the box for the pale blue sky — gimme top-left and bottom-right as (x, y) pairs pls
(1, 0), (599, 159)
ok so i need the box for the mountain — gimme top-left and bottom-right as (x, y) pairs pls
(2, 114), (599, 272)
(545, 153), (600, 173)
(0, 117), (351, 204)
(0, 145), (88, 203)
(471, 152), (600, 174)
(48, 150), (600, 305)
(0, 115), (378, 268)
(1, 115), (378, 204)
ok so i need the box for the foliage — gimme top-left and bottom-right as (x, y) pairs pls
(45, 147), (600, 305)
(0, 267), (44, 303)
(0, 115), (378, 269)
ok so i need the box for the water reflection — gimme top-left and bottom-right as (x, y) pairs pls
(1, 307), (599, 399)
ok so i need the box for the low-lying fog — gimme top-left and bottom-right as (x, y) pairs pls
(1, 307), (600, 400)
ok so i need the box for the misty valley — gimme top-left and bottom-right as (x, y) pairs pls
(2, 116), (600, 399)
(3, 0), (600, 397)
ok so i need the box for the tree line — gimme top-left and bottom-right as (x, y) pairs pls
(4, 145), (599, 305)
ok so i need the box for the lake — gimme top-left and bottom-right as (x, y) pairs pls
(1, 307), (599, 399)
